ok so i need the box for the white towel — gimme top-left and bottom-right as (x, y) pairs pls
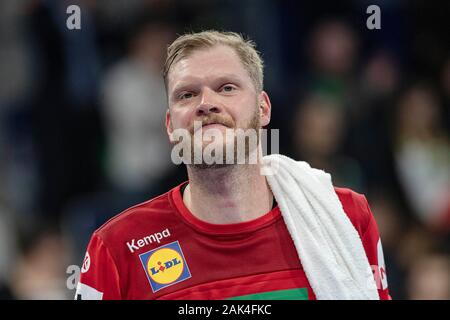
(262, 154), (379, 300)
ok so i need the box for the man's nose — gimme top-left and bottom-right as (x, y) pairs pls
(195, 88), (221, 116)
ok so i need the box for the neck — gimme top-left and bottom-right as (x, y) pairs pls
(183, 163), (273, 224)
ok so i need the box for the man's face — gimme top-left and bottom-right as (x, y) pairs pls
(165, 45), (271, 166)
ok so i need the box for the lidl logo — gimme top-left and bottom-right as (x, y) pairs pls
(139, 241), (191, 292)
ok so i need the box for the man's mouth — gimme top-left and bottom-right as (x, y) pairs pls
(190, 119), (234, 135)
(201, 123), (227, 129)
(192, 122), (229, 133)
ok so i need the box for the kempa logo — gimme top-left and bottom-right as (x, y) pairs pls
(126, 228), (171, 253)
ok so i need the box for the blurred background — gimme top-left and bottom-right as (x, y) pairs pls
(0, 0), (449, 300)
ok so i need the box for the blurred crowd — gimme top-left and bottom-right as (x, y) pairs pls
(0, 0), (448, 300)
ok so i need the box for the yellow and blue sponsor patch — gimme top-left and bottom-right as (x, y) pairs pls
(139, 240), (191, 293)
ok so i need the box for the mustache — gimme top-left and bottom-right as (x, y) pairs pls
(188, 115), (235, 134)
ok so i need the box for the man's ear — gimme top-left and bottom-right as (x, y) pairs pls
(259, 91), (272, 127)
(165, 109), (175, 143)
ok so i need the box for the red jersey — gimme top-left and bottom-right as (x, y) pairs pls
(75, 182), (390, 300)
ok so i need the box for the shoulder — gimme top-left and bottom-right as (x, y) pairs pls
(93, 187), (177, 244)
(334, 187), (373, 238)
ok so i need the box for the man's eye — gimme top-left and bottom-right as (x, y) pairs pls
(180, 92), (194, 100)
(221, 85), (236, 92)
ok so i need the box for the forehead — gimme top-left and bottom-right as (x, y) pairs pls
(167, 45), (252, 90)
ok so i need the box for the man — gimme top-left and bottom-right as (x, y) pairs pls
(75, 30), (390, 300)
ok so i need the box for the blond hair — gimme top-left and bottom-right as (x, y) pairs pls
(163, 30), (264, 92)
